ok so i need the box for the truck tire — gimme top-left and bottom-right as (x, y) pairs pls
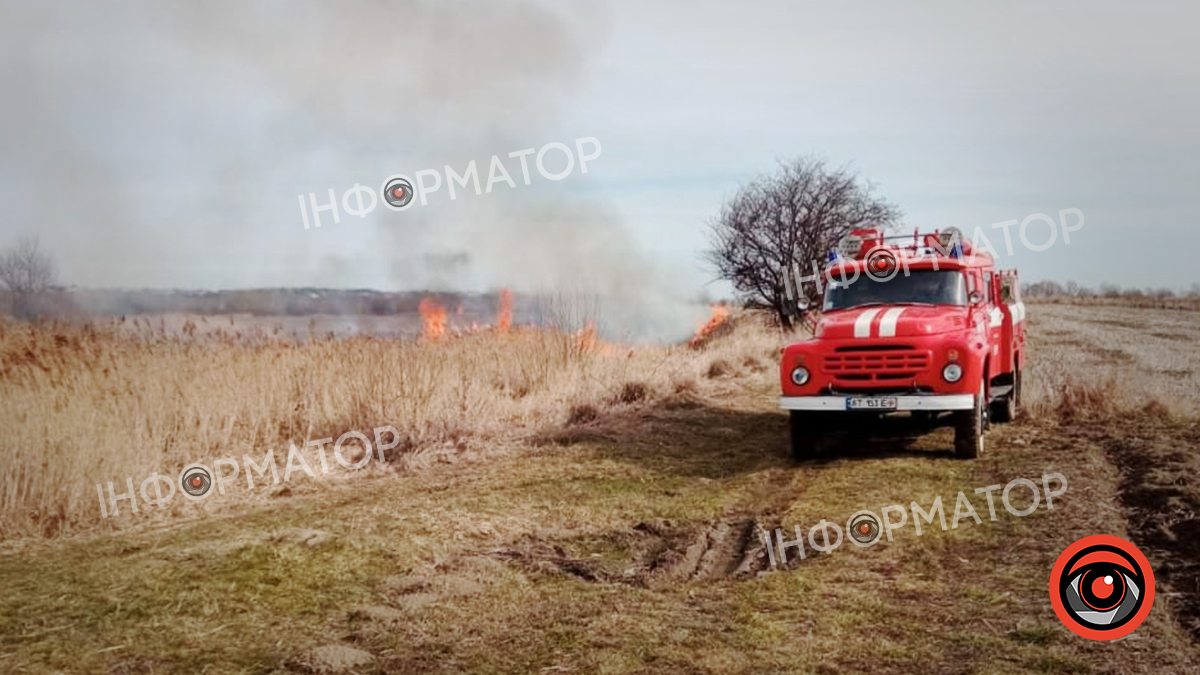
(990, 369), (1019, 423)
(954, 380), (986, 459)
(789, 411), (825, 461)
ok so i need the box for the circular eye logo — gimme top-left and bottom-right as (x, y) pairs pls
(864, 249), (898, 282)
(382, 176), (414, 208)
(847, 511), (882, 547)
(1050, 534), (1154, 640)
(180, 464), (213, 498)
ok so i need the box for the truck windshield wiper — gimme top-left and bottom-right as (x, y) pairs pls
(842, 302), (886, 310)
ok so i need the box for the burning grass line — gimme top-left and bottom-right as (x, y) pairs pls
(0, 308), (780, 539)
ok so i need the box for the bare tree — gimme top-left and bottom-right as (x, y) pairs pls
(1023, 280), (1065, 298)
(0, 236), (57, 319)
(705, 157), (900, 329)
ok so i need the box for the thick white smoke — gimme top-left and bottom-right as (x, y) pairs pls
(0, 0), (708, 341)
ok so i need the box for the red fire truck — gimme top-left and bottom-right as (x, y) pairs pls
(779, 227), (1026, 459)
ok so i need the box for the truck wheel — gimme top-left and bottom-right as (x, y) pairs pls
(1014, 368), (1022, 408)
(990, 370), (1019, 423)
(954, 381), (986, 459)
(789, 411), (825, 461)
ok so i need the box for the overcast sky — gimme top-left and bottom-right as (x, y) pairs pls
(2, 0), (1197, 297)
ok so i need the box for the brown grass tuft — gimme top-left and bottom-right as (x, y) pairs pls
(705, 358), (732, 378)
(566, 404), (600, 426)
(614, 381), (649, 405)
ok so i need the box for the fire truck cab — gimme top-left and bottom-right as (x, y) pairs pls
(779, 227), (1026, 459)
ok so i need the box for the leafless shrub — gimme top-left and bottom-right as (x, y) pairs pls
(705, 157), (900, 329)
(0, 236), (57, 320)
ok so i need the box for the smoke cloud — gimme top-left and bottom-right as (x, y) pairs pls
(0, 0), (706, 340)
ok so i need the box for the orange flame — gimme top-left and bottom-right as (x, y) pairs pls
(688, 304), (729, 348)
(574, 321), (598, 353)
(497, 289), (514, 333)
(419, 297), (447, 340)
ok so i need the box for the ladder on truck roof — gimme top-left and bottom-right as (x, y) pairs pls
(835, 226), (974, 260)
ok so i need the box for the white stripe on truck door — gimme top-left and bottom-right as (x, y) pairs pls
(877, 307), (906, 337)
(854, 307), (882, 338)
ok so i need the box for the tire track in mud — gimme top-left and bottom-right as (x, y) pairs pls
(473, 465), (806, 588)
(462, 400), (812, 589)
(661, 460), (813, 584)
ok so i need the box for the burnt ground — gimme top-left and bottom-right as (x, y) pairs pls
(1103, 416), (1200, 641)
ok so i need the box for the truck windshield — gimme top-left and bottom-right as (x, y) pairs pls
(823, 270), (968, 311)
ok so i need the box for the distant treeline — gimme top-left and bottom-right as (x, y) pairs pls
(1023, 280), (1199, 299)
(1023, 280), (1200, 310)
(0, 288), (494, 318)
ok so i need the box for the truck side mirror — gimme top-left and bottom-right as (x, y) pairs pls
(968, 291), (984, 304)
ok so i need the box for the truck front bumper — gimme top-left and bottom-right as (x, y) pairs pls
(779, 394), (976, 411)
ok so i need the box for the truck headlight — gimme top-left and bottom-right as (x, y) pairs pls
(942, 363), (963, 383)
(791, 366), (810, 386)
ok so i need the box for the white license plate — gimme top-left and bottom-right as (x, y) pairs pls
(846, 396), (898, 411)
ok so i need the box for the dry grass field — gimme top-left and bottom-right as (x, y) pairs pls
(0, 305), (763, 541)
(1029, 294), (1200, 313)
(1023, 302), (1200, 647)
(1023, 301), (1200, 415)
(1, 300), (1199, 674)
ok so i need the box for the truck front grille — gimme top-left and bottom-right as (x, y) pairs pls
(824, 346), (930, 383)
